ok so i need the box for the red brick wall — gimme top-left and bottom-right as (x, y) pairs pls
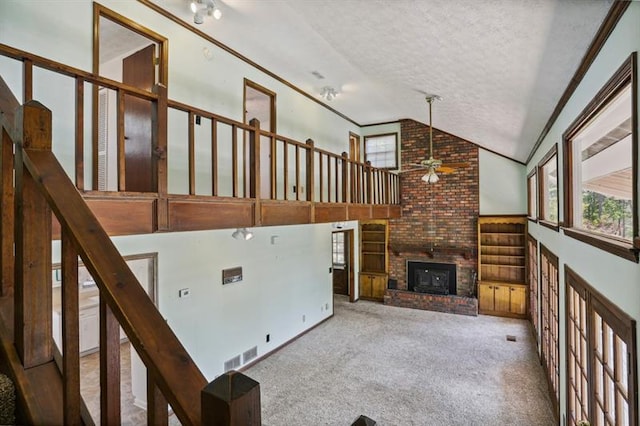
(389, 119), (479, 296)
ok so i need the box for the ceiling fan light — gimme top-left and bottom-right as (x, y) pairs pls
(194, 11), (204, 24)
(428, 172), (439, 184)
(190, 1), (198, 13)
(212, 7), (222, 19)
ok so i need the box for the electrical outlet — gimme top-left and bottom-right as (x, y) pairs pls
(195, 115), (201, 125)
(178, 288), (191, 298)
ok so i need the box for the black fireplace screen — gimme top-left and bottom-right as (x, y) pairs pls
(407, 262), (457, 295)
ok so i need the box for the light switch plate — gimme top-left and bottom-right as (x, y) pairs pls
(178, 288), (191, 298)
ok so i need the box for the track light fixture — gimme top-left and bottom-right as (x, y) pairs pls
(190, 0), (222, 24)
(320, 86), (338, 101)
(232, 228), (254, 241)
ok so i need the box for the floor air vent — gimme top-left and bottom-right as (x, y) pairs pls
(243, 346), (258, 364)
(224, 355), (241, 372)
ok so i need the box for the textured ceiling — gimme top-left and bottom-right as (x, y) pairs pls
(150, 0), (613, 163)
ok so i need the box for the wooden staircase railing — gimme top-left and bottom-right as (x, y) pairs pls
(0, 84), (261, 424)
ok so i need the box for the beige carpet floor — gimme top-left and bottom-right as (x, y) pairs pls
(244, 295), (556, 426)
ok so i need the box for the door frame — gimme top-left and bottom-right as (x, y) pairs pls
(331, 229), (355, 302)
(349, 132), (360, 163)
(92, 4), (169, 191)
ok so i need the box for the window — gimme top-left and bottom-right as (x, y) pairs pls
(332, 232), (346, 267)
(538, 145), (559, 229)
(563, 53), (638, 261)
(364, 133), (398, 169)
(527, 235), (539, 343)
(565, 266), (637, 426)
(528, 169), (538, 220)
(540, 245), (559, 415)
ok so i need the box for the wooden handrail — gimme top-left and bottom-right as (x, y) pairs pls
(22, 147), (207, 424)
(1, 43), (401, 207)
(14, 99), (207, 424)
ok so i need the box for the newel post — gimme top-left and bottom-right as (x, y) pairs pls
(0, 125), (14, 296)
(249, 118), (262, 226)
(14, 100), (53, 368)
(201, 371), (261, 426)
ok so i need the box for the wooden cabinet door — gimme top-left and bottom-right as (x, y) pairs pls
(509, 286), (526, 315)
(493, 285), (511, 312)
(371, 275), (386, 299)
(359, 274), (372, 298)
(478, 283), (495, 311)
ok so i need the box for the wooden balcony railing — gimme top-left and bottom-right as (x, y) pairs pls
(0, 86), (261, 424)
(0, 43), (400, 234)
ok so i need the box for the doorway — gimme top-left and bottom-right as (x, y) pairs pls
(94, 5), (168, 192)
(349, 132), (361, 163)
(244, 79), (276, 198)
(332, 229), (355, 302)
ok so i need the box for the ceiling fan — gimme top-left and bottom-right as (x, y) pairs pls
(402, 95), (469, 184)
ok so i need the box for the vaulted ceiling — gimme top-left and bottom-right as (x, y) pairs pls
(151, 0), (613, 163)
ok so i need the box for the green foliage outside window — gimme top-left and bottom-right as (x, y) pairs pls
(582, 191), (633, 240)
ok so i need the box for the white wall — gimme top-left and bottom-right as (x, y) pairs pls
(0, 0), (362, 401)
(526, 3), (640, 422)
(479, 149), (526, 215)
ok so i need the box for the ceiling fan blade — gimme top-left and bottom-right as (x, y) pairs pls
(435, 166), (457, 174)
(436, 162), (470, 174)
(441, 162), (470, 168)
(399, 165), (428, 173)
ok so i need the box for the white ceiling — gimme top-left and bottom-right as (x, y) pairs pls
(150, 0), (613, 163)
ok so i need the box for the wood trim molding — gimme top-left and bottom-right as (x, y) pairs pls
(527, 168), (537, 220)
(136, 0), (360, 127)
(563, 228), (639, 262)
(526, 0), (632, 164)
(537, 144), (558, 230)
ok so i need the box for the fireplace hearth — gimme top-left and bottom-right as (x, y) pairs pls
(407, 261), (457, 296)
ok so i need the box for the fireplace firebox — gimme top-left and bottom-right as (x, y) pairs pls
(407, 261), (457, 295)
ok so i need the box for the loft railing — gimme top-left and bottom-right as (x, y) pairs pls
(0, 43), (400, 207)
(0, 86), (262, 424)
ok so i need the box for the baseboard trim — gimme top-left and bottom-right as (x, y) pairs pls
(239, 313), (334, 372)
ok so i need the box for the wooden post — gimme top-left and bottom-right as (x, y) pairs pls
(62, 233), (81, 426)
(306, 139), (315, 222)
(14, 100), (53, 368)
(74, 77), (84, 191)
(341, 152), (349, 203)
(366, 161), (373, 204)
(201, 371), (261, 426)
(249, 118), (261, 226)
(100, 298), (121, 425)
(154, 84), (169, 231)
(0, 127), (14, 296)
(147, 373), (169, 426)
(188, 111), (196, 196)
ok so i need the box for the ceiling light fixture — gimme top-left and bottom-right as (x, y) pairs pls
(232, 228), (254, 241)
(421, 95), (443, 184)
(190, 0), (222, 24)
(320, 86), (338, 101)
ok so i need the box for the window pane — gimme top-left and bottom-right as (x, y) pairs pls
(528, 173), (537, 218)
(573, 85), (633, 240)
(364, 134), (397, 169)
(541, 154), (558, 222)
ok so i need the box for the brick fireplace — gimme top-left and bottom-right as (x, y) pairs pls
(384, 119), (479, 316)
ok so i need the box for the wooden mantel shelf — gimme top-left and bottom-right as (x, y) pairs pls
(389, 242), (476, 259)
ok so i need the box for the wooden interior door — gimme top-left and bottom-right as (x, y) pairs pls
(123, 44), (155, 192)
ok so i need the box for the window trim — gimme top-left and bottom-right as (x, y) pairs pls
(562, 52), (639, 262)
(537, 144), (559, 231)
(527, 168), (538, 222)
(363, 132), (399, 170)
